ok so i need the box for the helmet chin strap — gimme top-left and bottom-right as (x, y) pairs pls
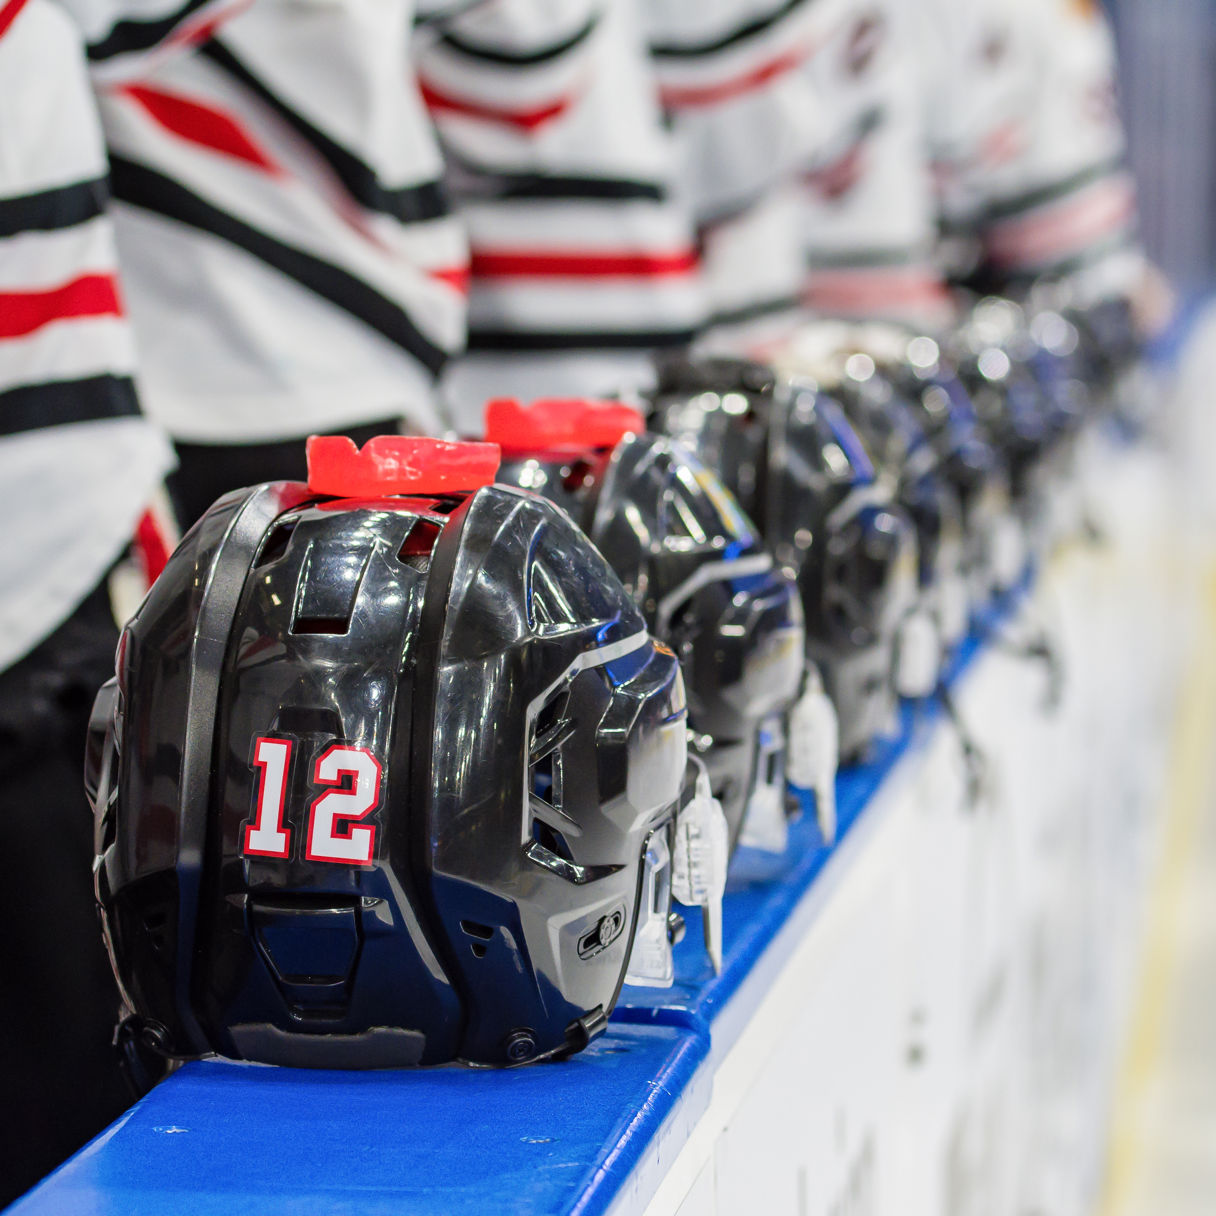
(672, 756), (730, 975)
(624, 828), (677, 989)
(786, 664), (840, 845)
(737, 714), (792, 855)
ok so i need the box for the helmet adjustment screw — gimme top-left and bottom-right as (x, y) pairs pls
(598, 910), (624, 949)
(504, 1029), (538, 1063)
(667, 911), (686, 945)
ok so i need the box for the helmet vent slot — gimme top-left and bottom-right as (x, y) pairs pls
(460, 920), (494, 959)
(531, 819), (575, 864)
(256, 522), (297, 568)
(291, 541), (371, 636)
(397, 518), (441, 572)
(292, 615), (351, 636)
(142, 903), (173, 956)
(529, 690), (575, 815)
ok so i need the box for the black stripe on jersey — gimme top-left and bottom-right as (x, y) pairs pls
(199, 40), (450, 225)
(0, 177), (106, 239)
(494, 175), (665, 202)
(467, 327), (696, 352)
(109, 156), (449, 377)
(436, 13), (598, 66)
(983, 157), (1126, 224)
(650, 0), (812, 59)
(86, 0), (212, 61)
(414, 0), (485, 28)
(804, 247), (925, 270)
(0, 374), (140, 437)
(706, 294), (802, 331)
(991, 231), (1138, 287)
(444, 148), (665, 202)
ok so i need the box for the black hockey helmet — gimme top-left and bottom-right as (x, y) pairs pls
(778, 323), (970, 653)
(841, 328), (1026, 599)
(644, 357), (918, 760)
(952, 298), (1063, 496)
(485, 398), (804, 852)
(85, 436), (689, 1069)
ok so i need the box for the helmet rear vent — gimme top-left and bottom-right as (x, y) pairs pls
(291, 541), (372, 636)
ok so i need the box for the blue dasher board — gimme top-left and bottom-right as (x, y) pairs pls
(9, 618), (999, 1216)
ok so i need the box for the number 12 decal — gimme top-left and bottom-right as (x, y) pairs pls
(243, 735), (382, 866)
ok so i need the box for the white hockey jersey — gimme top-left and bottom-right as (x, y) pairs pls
(0, 0), (172, 669)
(64, 0), (469, 442)
(922, 0), (1141, 302)
(798, 0), (954, 331)
(796, 0), (1140, 328)
(420, 0), (705, 431)
(644, 0), (832, 354)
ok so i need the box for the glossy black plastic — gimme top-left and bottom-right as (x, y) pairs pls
(496, 433), (804, 846)
(868, 346), (1020, 601)
(86, 481), (687, 1068)
(646, 357), (917, 760)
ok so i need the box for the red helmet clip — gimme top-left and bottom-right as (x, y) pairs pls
(483, 398), (645, 452)
(306, 435), (501, 498)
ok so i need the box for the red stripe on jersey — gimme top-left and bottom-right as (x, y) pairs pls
(134, 507), (172, 586)
(805, 140), (869, 202)
(803, 268), (953, 321)
(980, 120), (1028, 170)
(658, 44), (811, 109)
(418, 78), (575, 132)
(164, 0), (252, 54)
(429, 265), (471, 294)
(985, 176), (1136, 270)
(0, 0), (31, 40)
(120, 83), (282, 175)
(0, 273), (124, 340)
(470, 248), (698, 278)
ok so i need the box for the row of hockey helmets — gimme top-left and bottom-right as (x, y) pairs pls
(1026, 278), (1145, 419)
(948, 296), (1091, 553)
(483, 397), (807, 857)
(643, 356), (919, 764)
(770, 322), (971, 658)
(85, 436), (728, 1073)
(785, 323), (1027, 605)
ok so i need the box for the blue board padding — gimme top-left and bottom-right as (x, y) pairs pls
(8, 580), (1027, 1216)
(9, 1022), (708, 1216)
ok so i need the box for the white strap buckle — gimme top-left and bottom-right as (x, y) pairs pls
(623, 829), (675, 988)
(738, 715), (790, 855)
(895, 605), (942, 699)
(786, 665), (840, 845)
(672, 760), (730, 974)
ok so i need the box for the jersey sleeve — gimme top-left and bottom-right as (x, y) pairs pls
(798, 0), (953, 330)
(643, 0), (830, 352)
(418, 0), (705, 429)
(0, 0), (142, 433)
(56, 0), (467, 442)
(943, 0), (1142, 301)
(0, 0), (173, 668)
